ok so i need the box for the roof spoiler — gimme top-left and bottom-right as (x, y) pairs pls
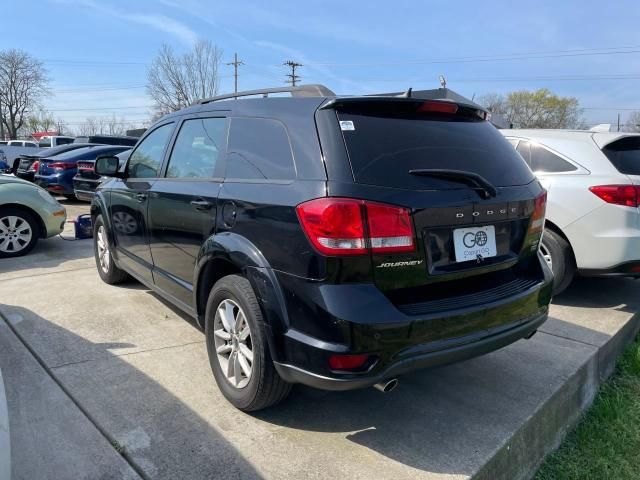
(320, 87), (487, 112)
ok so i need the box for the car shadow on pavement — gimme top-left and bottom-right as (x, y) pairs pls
(0, 305), (262, 480)
(552, 276), (640, 312)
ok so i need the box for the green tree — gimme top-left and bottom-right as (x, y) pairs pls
(478, 89), (582, 129)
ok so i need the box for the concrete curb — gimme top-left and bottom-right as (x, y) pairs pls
(475, 312), (640, 480)
(0, 368), (10, 480)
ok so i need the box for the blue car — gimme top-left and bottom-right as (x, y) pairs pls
(35, 145), (130, 199)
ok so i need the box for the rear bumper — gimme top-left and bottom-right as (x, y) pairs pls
(274, 311), (547, 390)
(74, 189), (95, 202)
(564, 203), (640, 270)
(35, 174), (74, 195)
(270, 253), (553, 391)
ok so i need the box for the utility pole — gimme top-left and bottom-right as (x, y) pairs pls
(0, 89), (5, 141)
(226, 53), (244, 95)
(283, 60), (302, 87)
(617, 113), (621, 132)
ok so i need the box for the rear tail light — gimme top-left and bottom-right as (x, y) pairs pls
(328, 354), (371, 371)
(417, 100), (459, 115)
(589, 185), (640, 208)
(30, 160), (39, 172)
(49, 161), (76, 170)
(530, 191), (547, 233)
(296, 198), (415, 256)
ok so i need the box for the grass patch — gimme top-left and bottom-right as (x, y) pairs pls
(536, 337), (640, 480)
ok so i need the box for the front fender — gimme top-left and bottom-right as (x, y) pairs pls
(90, 190), (117, 253)
(194, 232), (291, 361)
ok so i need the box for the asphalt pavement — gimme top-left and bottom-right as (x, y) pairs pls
(0, 197), (638, 480)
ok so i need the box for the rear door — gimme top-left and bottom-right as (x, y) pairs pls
(108, 122), (175, 284)
(147, 115), (227, 308)
(321, 100), (543, 298)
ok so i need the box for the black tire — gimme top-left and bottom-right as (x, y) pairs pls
(0, 206), (39, 258)
(64, 194), (76, 201)
(11, 159), (20, 175)
(93, 214), (129, 284)
(205, 275), (291, 411)
(541, 229), (575, 296)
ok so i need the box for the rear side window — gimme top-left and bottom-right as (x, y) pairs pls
(166, 118), (226, 178)
(516, 140), (531, 167)
(602, 137), (640, 175)
(39, 138), (52, 148)
(530, 144), (577, 173)
(57, 138), (74, 145)
(226, 117), (295, 180)
(338, 112), (534, 189)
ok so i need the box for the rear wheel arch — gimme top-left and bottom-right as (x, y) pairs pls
(542, 220), (577, 295)
(0, 203), (46, 238)
(196, 257), (242, 326)
(194, 234), (289, 361)
(544, 220), (575, 258)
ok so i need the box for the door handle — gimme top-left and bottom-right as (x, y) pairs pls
(190, 199), (213, 210)
(135, 193), (147, 202)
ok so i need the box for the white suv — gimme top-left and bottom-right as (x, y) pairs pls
(502, 129), (640, 294)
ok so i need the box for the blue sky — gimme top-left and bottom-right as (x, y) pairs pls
(2, 0), (640, 130)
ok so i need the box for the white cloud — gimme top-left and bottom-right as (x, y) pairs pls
(51, 0), (198, 45)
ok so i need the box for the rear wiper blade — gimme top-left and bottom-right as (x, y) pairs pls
(408, 168), (497, 199)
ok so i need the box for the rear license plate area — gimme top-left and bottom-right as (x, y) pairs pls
(453, 225), (497, 263)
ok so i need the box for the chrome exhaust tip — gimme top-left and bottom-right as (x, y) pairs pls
(373, 378), (399, 393)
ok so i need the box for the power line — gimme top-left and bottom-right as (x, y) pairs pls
(283, 60), (302, 86)
(47, 105), (153, 112)
(301, 47), (640, 67)
(55, 85), (147, 93)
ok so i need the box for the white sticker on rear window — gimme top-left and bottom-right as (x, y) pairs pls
(339, 120), (355, 131)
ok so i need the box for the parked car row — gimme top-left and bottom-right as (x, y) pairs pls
(2, 134), (138, 174)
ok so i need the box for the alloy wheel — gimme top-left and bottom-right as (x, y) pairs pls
(96, 225), (110, 272)
(0, 215), (33, 253)
(213, 299), (253, 389)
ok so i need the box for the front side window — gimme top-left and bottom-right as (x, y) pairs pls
(166, 118), (226, 178)
(127, 123), (174, 179)
(530, 144), (577, 173)
(226, 117), (295, 180)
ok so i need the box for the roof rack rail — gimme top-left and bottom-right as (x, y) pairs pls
(194, 84), (336, 105)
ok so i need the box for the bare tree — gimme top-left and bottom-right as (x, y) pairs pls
(147, 40), (222, 113)
(0, 49), (49, 139)
(627, 111), (640, 132)
(476, 93), (507, 114)
(77, 117), (98, 136)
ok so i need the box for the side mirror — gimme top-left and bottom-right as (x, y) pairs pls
(95, 155), (120, 177)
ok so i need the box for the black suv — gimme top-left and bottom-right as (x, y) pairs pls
(92, 85), (553, 411)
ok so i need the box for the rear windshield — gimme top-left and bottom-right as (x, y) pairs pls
(337, 112), (535, 189)
(602, 136), (640, 176)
